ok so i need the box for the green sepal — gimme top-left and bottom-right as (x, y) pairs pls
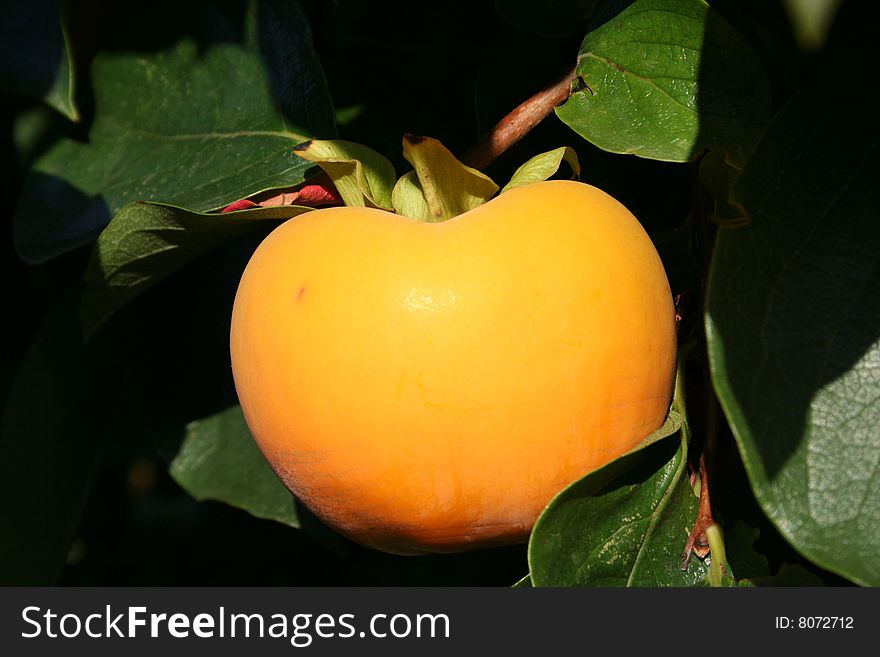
(395, 134), (498, 222)
(293, 139), (396, 209)
(390, 171), (432, 222)
(501, 146), (581, 193)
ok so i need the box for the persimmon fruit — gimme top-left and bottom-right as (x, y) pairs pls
(230, 180), (676, 554)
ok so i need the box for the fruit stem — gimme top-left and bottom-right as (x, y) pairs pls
(705, 524), (729, 587)
(462, 66), (576, 170)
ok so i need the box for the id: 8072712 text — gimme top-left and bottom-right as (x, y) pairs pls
(775, 616), (853, 629)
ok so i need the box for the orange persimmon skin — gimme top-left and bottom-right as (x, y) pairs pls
(230, 181), (676, 554)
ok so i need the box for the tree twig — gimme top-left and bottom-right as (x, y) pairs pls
(682, 447), (716, 568)
(462, 66), (576, 170)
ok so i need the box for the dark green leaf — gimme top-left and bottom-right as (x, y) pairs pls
(14, 0), (334, 264)
(0, 292), (122, 584)
(494, 0), (598, 38)
(81, 201), (311, 338)
(556, 0), (770, 164)
(12, 105), (65, 170)
(706, 79), (880, 586)
(722, 522), (771, 582)
(743, 563), (826, 587)
(170, 405), (299, 528)
(0, 0), (78, 121)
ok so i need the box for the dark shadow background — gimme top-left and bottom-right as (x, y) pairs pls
(0, 0), (858, 585)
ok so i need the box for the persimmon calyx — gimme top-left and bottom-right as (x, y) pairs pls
(292, 136), (582, 223)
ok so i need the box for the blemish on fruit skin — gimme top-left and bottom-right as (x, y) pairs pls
(297, 286), (306, 301)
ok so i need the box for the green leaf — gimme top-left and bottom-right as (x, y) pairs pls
(170, 405), (300, 529)
(14, 0), (334, 264)
(556, 0), (770, 165)
(81, 201), (310, 338)
(494, 0), (598, 38)
(293, 139), (396, 209)
(399, 134), (499, 222)
(0, 291), (122, 584)
(706, 78), (880, 586)
(501, 147), (581, 193)
(0, 0), (78, 121)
